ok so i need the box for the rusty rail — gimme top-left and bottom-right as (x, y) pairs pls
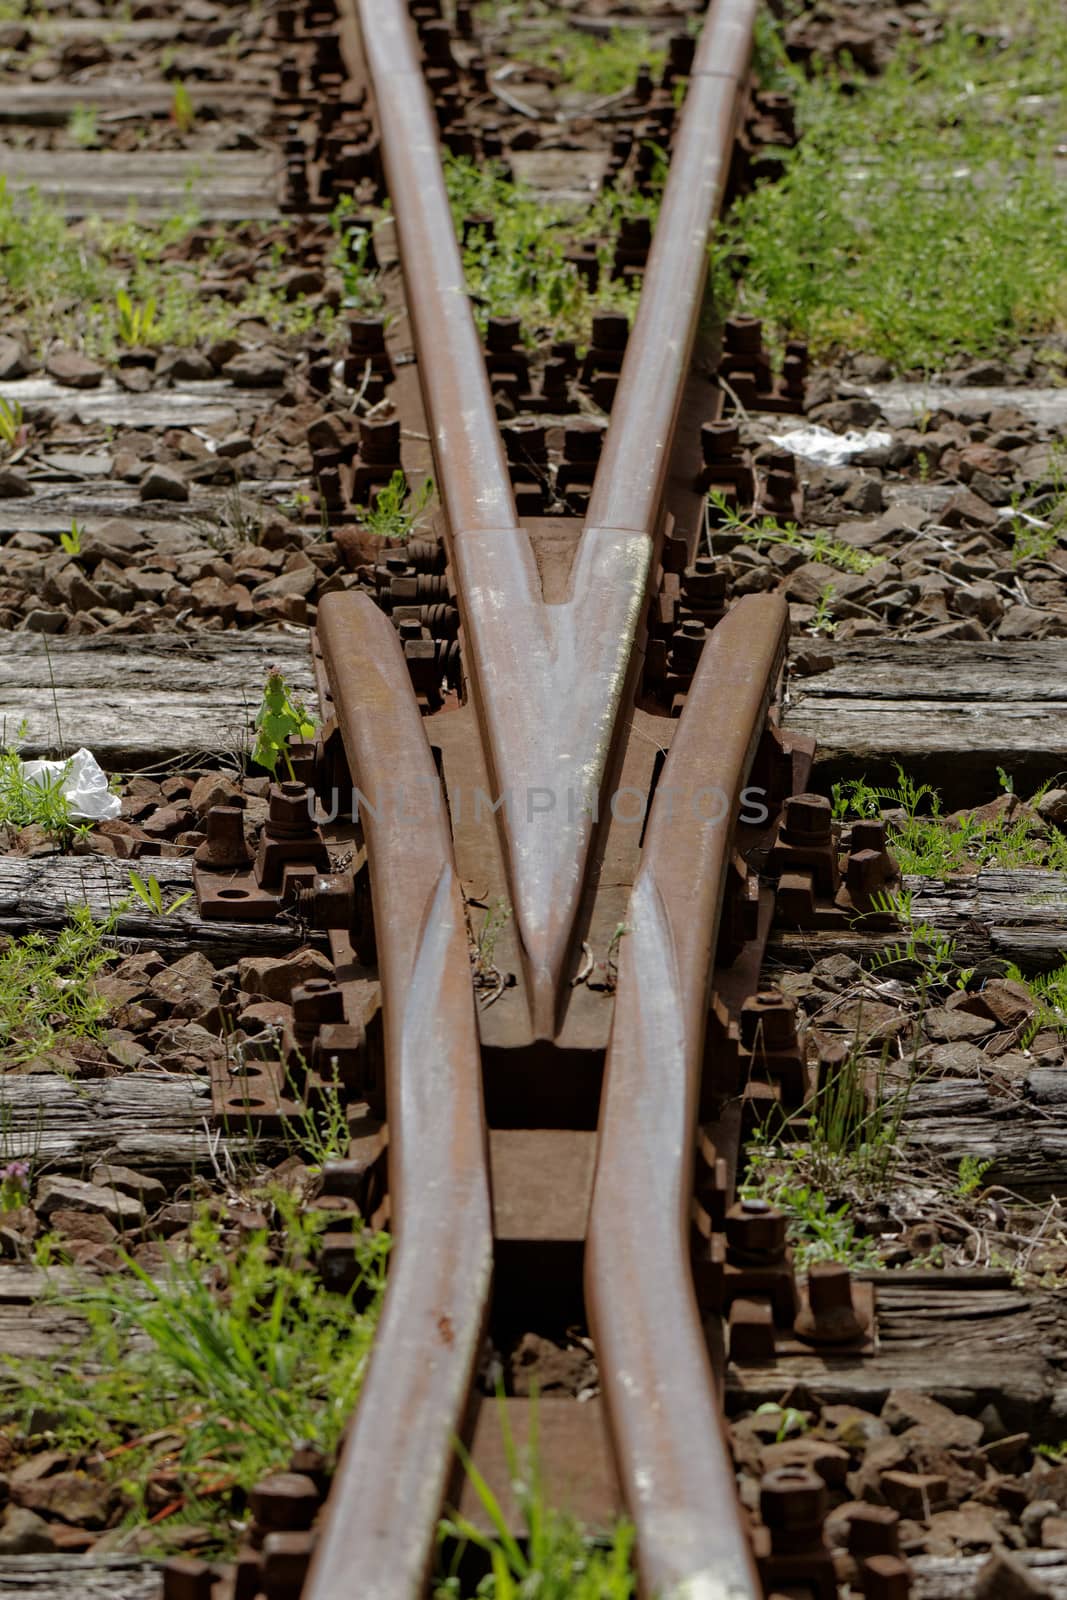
(305, 595), (493, 1600)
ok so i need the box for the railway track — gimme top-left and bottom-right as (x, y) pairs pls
(1, 1), (1066, 1598)
(183, 2), (899, 1596)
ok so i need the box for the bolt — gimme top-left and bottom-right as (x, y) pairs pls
(860, 1555), (911, 1600)
(487, 314), (522, 351)
(759, 1465), (826, 1553)
(739, 989), (798, 1053)
(781, 792), (832, 843)
(267, 782), (315, 837)
(794, 1260), (869, 1345)
(348, 315), (386, 354)
(591, 309), (629, 350)
(851, 818), (888, 854)
(724, 314), (764, 356)
(162, 1559), (215, 1600)
(700, 419), (740, 463)
(359, 416), (400, 463)
(724, 1198), (786, 1260)
(846, 1504), (900, 1558)
(292, 979), (345, 1037)
(194, 805), (251, 870)
(249, 1472), (321, 1533)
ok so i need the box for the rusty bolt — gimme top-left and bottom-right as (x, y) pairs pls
(847, 847), (890, 898)
(701, 419), (740, 462)
(194, 804), (251, 870)
(860, 1554), (911, 1600)
(763, 468), (795, 512)
(397, 618), (423, 642)
(682, 558), (727, 604)
(250, 1472), (321, 1533)
(292, 871), (357, 931)
(359, 416), (401, 464)
(671, 618), (707, 671)
(267, 782), (315, 837)
(794, 1261), (869, 1345)
(292, 979), (345, 1036)
(724, 1197), (786, 1259)
(261, 1530), (316, 1600)
(851, 818), (889, 854)
(162, 1558), (215, 1600)
(759, 1465), (826, 1552)
(591, 309), (629, 350)
(739, 989), (798, 1053)
(847, 1504), (900, 1558)
(487, 314), (522, 352)
(348, 314), (386, 354)
(725, 314), (764, 356)
(781, 792), (832, 843)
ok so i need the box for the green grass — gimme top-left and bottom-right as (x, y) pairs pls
(708, 491), (876, 574)
(3, 1201), (388, 1555)
(714, 3), (1067, 368)
(476, 2), (666, 97)
(833, 768), (1067, 875)
(0, 906), (117, 1070)
(436, 1403), (635, 1600)
(445, 156), (656, 348)
(0, 180), (339, 358)
(1004, 958), (1067, 1043)
(0, 737), (91, 850)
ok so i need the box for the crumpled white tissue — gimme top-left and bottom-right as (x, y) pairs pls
(769, 425), (893, 466)
(21, 747), (122, 821)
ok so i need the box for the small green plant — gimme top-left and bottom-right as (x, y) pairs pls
(526, 22), (666, 98)
(472, 899), (512, 983)
(740, 1154), (881, 1272)
(955, 1155), (994, 1199)
(870, 888), (959, 993)
(436, 1398), (635, 1599)
(357, 470), (436, 543)
(0, 1159), (29, 1213)
(1037, 1441), (1067, 1464)
(1004, 958), (1067, 1045)
(171, 80), (195, 135)
(707, 490), (875, 575)
(0, 738), (85, 849)
(810, 584), (837, 636)
(5, 1200), (388, 1553)
(68, 105), (99, 148)
(0, 904), (118, 1071)
(252, 670), (317, 781)
(59, 517), (83, 558)
(834, 765), (1067, 876)
(0, 395), (24, 450)
(754, 1401), (809, 1443)
(114, 288), (158, 347)
(128, 871), (193, 918)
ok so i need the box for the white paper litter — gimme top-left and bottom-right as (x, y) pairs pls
(21, 747), (122, 821)
(769, 425), (893, 467)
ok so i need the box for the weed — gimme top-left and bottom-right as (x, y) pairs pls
(810, 585), (837, 635)
(713, 8), (1067, 367)
(741, 1150), (881, 1273)
(59, 517), (83, 558)
(114, 288), (159, 347)
(707, 490), (875, 574)
(0, 395), (24, 450)
(170, 81), (195, 135)
(753, 1401), (809, 1443)
(444, 155), (650, 348)
(1037, 1441), (1067, 1464)
(955, 1155), (994, 1199)
(1004, 959), (1067, 1045)
(0, 737), (86, 849)
(436, 1397), (635, 1599)
(833, 765), (1067, 875)
(0, 904), (117, 1071)
(356, 470), (436, 543)
(472, 899), (512, 981)
(525, 21), (666, 98)
(328, 200), (386, 316)
(128, 872), (193, 918)
(1007, 447), (1067, 566)
(0, 1159), (29, 1212)
(4, 1199), (388, 1554)
(252, 670), (316, 782)
(869, 888), (959, 994)
(68, 105), (99, 148)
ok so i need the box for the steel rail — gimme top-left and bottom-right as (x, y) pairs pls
(586, 0), (757, 536)
(586, 594), (788, 1600)
(356, 0), (755, 1040)
(304, 593), (493, 1600)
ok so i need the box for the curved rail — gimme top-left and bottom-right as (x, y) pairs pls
(587, 594), (788, 1600)
(305, 593), (493, 1600)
